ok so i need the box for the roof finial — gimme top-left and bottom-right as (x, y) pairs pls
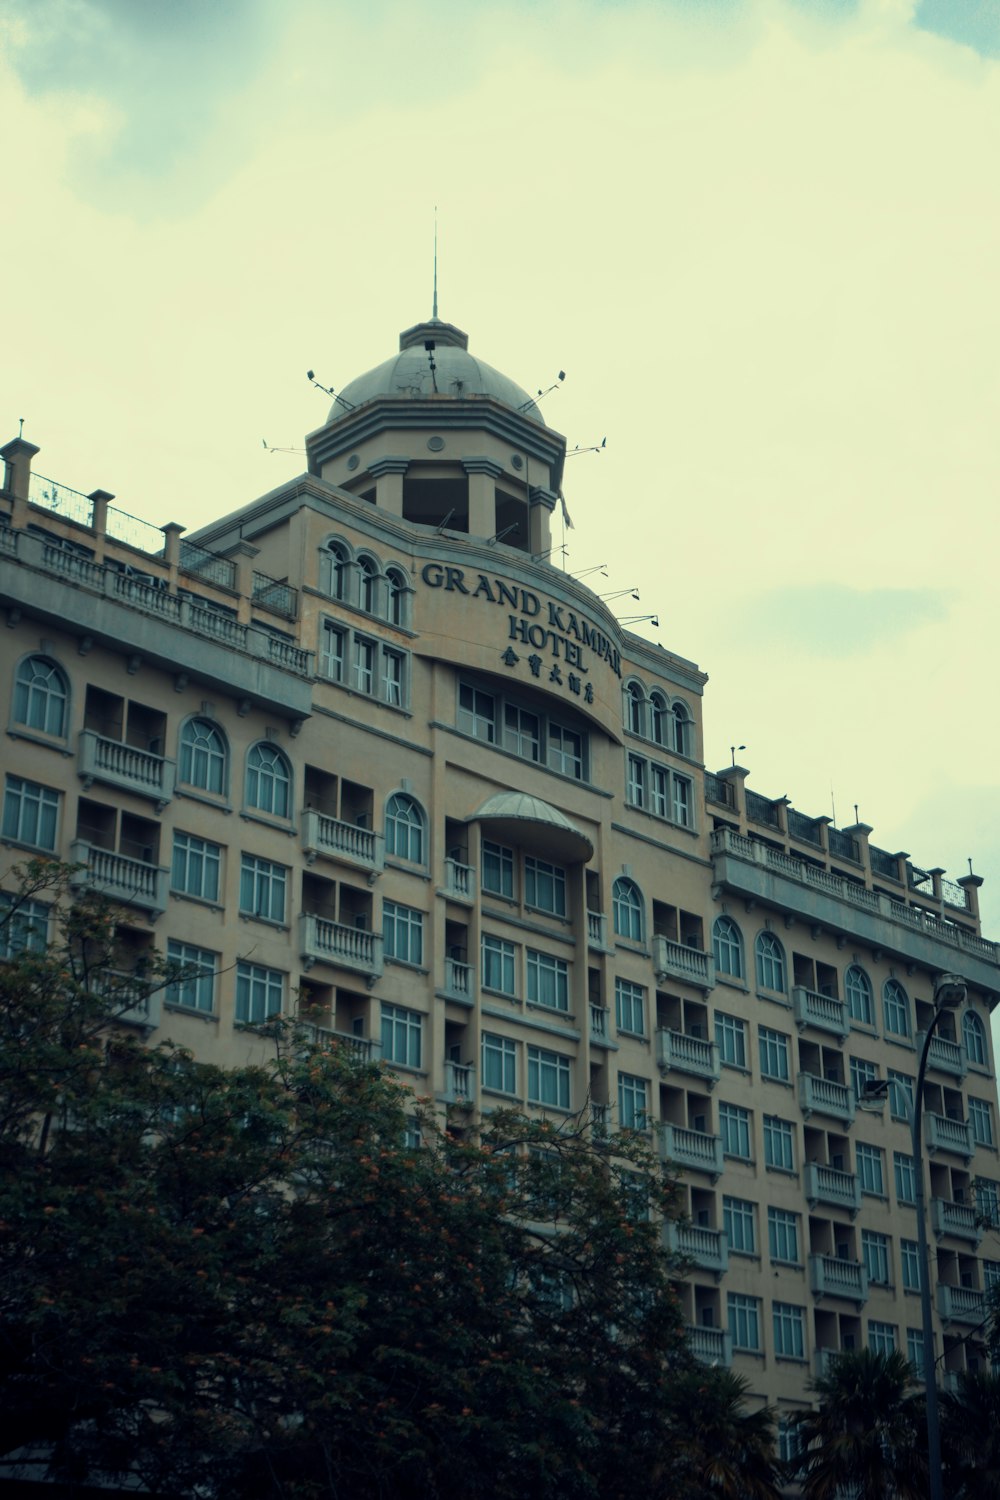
(432, 205), (438, 321)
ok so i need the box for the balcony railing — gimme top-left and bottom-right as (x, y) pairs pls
(301, 810), (383, 875)
(937, 1284), (985, 1326)
(787, 809), (822, 846)
(792, 985), (849, 1041)
(814, 1347), (846, 1379)
(931, 1198), (982, 1245)
(444, 957), (472, 1001)
(653, 935), (714, 990)
(590, 1101), (612, 1135)
(925, 1112), (974, 1160)
(442, 1060), (475, 1104)
(299, 1023), (382, 1062)
(102, 971), (162, 1032)
(590, 1004), (612, 1046)
(686, 1325), (732, 1367)
(78, 730), (175, 809)
(805, 1161), (862, 1215)
(299, 914), (384, 982)
(443, 858), (474, 901)
(665, 1222), (729, 1277)
(798, 1073), (855, 1125)
(252, 571), (298, 619)
(656, 1028), (720, 1086)
(828, 827), (861, 863)
(69, 840), (168, 915)
(587, 910), (610, 950)
(915, 1031), (967, 1081)
(703, 773), (734, 808)
(745, 790), (780, 827)
(658, 1124), (724, 1179)
(809, 1253), (868, 1305)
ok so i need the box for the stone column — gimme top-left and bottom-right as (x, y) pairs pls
(463, 457), (503, 539)
(1, 436), (40, 529)
(528, 484), (557, 557)
(367, 456), (408, 516)
(88, 489), (114, 562)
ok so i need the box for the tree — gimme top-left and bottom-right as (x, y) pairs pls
(0, 860), (781, 1499)
(787, 1348), (928, 1500)
(940, 1370), (1000, 1499)
(670, 1367), (783, 1500)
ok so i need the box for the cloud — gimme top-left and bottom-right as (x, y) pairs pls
(913, 0), (1000, 58)
(740, 585), (952, 655)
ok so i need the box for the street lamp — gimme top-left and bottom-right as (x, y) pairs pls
(860, 971), (967, 1500)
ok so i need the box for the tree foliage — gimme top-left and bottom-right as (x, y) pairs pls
(0, 861), (781, 1499)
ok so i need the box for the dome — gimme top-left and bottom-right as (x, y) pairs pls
(468, 791), (593, 864)
(331, 320), (546, 427)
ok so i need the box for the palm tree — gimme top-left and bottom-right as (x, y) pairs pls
(788, 1348), (927, 1500)
(671, 1366), (783, 1499)
(940, 1370), (1000, 1498)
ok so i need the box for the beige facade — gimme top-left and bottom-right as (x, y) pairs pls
(2, 316), (999, 1442)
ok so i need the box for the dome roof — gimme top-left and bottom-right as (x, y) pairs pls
(331, 320), (546, 427)
(468, 791), (593, 864)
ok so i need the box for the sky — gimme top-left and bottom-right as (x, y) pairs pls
(2, 0), (999, 945)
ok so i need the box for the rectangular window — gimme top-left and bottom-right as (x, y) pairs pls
(715, 1012), (747, 1069)
(381, 647), (404, 706)
(724, 1196), (756, 1255)
(527, 949), (569, 1012)
(0, 894), (49, 958)
(548, 723), (584, 780)
(319, 621), (345, 681)
(901, 1238), (921, 1292)
(618, 1072), (648, 1130)
(906, 1327), (924, 1369)
(759, 1026), (790, 1082)
(235, 960), (283, 1024)
(768, 1207), (800, 1264)
(524, 856), (567, 916)
(352, 636), (376, 694)
(171, 831), (221, 902)
(970, 1098), (995, 1147)
(615, 978), (646, 1037)
(504, 704), (540, 761)
(868, 1320), (897, 1356)
(888, 1070), (913, 1121)
(166, 939), (216, 1015)
(383, 901), (424, 966)
(976, 1179), (1000, 1228)
(459, 683), (496, 743)
(763, 1115), (795, 1172)
(894, 1152), (916, 1205)
(856, 1142), (885, 1197)
(982, 1260), (1000, 1291)
(672, 774), (692, 827)
(381, 1002), (422, 1069)
(626, 753), (646, 808)
(239, 854), (287, 923)
(850, 1056), (878, 1099)
(773, 1302), (805, 1360)
(481, 840), (514, 899)
(727, 1292), (761, 1352)
(482, 934), (516, 995)
(2, 776), (60, 850)
(527, 1045), (571, 1109)
(862, 1229), (891, 1286)
(482, 1032), (517, 1095)
(719, 1102), (752, 1160)
(650, 764), (669, 819)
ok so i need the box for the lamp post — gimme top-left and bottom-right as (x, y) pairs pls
(864, 972), (968, 1500)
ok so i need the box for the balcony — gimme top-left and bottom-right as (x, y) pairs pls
(590, 1004), (613, 1047)
(441, 1060), (475, 1105)
(798, 1073), (855, 1125)
(301, 811), (383, 879)
(925, 1112), (974, 1161)
(587, 910), (611, 951)
(104, 972), (162, 1033)
(805, 1161), (862, 1215)
(916, 1031), (967, 1082)
(299, 1022), (382, 1063)
(443, 858), (474, 902)
(809, 1253), (868, 1306)
(299, 913), (384, 984)
(937, 1284), (985, 1326)
(78, 730), (175, 810)
(658, 1124), (725, 1180)
(686, 1325), (732, 1367)
(590, 1101), (612, 1136)
(69, 840), (168, 916)
(443, 957), (473, 1002)
(931, 1198), (982, 1246)
(653, 935), (714, 992)
(665, 1221), (729, 1278)
(656, 1028), (720, 1087)
(792, 985), (849, 1042)
(814, 1347), (846, 1379)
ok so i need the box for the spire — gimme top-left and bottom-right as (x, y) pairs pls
(432, 206), (438, 320)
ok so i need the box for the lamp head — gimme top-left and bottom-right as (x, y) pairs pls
(933, 973), (967, 1011)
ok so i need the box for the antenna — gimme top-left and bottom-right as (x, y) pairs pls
(486, 523), (519, 547)
(618, 614), (659, 629)
(600, 587), (640, 602)
(518, 372), (566, 412)
(306, 371), (355, 412)
(571, 564), (608, 580)
(567, 437), (607, 457)
(433, 206), (438, 320)
(434, 509), (456, 535)
(532, 544), (568, 563)
(262, 438), (306, 455)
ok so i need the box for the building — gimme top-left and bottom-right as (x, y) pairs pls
(2, 314), (999, 1442)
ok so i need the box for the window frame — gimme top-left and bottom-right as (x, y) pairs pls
(239, 853), (287, 924)
(171, 830), (222, 903)
(719, 1102), (752, 1160)
(0, 894), (50, 958)
(13, 654), (68, 738)
(715, 1011), (748, 1070)
(235, 960), (284, 1025)
(481, 840), (514, 899)
(482, 933), (516, 996)
(846, 964), (874, 1026)
(612, 876), (644, 943)
(178, 717), (228, 796)
(617, 1072), (649, 1130)
(768, 1206), (800, 1264)
(755, 932), (786, 993)
(482, 1032), (517, 1095)
(723, 1195), (757, 1255)
(166, 938), (217, 1015)
(524, 855), (567, 917)
(727, 1292), (761, 1353)
(856, 1141), (886, 1198)
(526, 948), (569, 1012)
(772, 1301), (805, 1360)
(245, 742), (291, 819)
(383, 900), (424, 967)
(882, 977), (911, 1038)
(2, 775), (60, 851)
(385, 793), (425, 864)
(763, 1114), (795, 1172)
(759, 1025), (790, 1082)
(614, 977), (646, 1037)
(381, 1001), (423, 1069)
(527, 1045), (571, 1110)
(712, 915), (744, 979)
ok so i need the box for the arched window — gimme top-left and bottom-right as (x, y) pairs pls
(649, 692), (668, 746)
(246, 742), (291, 818)
(963, 1009), (987, 1067)
(672, 701), (692, 756)
(612, 877), (644, 942)
(386, 567), (407, 627)
(845, 965), (874, 1026)
(883, 978), (911, 1039)
(357, 554), (378, 614)
(625, 682), (645, 737)
(385, 793), (425, 863)
(321, 541), (350, 601)
(13, 655), (68, 737)
(713, 916), (744, 978)
(755, 931), (786, 992)
(179, 718), (227, 794)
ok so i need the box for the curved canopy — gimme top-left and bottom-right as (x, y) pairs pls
(468, 791), (593, 865)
